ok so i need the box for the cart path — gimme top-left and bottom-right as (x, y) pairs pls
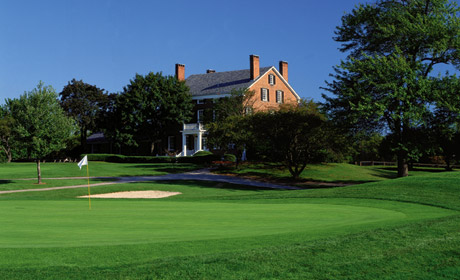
(0, 169), (301, 194)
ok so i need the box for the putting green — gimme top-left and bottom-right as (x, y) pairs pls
(0, 199), (450, 248)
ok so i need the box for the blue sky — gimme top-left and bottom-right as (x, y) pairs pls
(1, 0), (367, 103)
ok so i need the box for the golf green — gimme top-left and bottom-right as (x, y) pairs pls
(0, 199), (451, 248)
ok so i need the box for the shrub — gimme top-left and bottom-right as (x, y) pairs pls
(193, 151), (213, 157)
(82, 154), (173, 163)
(223, 154), (236, 162)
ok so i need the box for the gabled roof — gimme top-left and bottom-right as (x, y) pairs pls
(186, 67), (272, 97)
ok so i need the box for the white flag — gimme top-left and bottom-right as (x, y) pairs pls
(78, 155), (88, 170)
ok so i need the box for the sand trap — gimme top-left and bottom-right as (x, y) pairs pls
(78, 190), (182, 199)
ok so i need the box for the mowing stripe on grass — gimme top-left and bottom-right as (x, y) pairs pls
(0, 199), (452, 248)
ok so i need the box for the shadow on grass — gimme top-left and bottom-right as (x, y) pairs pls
(152, 180), (284, 192)
(121, 164), (203, 175)
(0, 180), (12, 184)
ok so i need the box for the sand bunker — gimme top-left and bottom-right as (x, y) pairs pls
(78, 190), (181, 199)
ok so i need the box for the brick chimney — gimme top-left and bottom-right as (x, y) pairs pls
(279, 61), (288, 82)
(175, 64), (185, 81)
(250, 55), (260, 80)
(206, 69), (216, 73)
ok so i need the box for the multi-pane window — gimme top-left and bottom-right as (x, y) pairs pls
(197, 109), (204, 123)
(269, 74), (275, 85)
(261, 88), (269, 102)
(197, 99), (205, 104)
(244, 106), (253, 115)
(276, 90), (284, 104)
(168, 136), (176, 151)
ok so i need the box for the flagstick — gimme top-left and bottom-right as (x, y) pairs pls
(86, 163), (91, 210)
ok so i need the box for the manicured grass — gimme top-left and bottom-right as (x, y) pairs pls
(0, 162), (202, 180)
(0, 178), (116, 191)
(217, 162), (450, 185)
(0, 163), (459, 279)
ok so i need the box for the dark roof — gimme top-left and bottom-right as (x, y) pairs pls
(87, 132), (107, 143)
(185, 67), (272, 97)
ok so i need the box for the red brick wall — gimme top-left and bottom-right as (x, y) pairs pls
(248, 68), (298, 112)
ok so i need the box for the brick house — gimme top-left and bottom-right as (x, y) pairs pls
(171, 54), (301, 156)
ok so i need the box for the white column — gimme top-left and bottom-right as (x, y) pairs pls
(182, 133), (187, 156)
(197, 132), (202, 151)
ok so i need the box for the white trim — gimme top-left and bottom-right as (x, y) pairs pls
(197, 109), (204, 123)
(248, 66), (301, 101)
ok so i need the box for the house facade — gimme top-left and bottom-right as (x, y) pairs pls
(171, 54), (301, 156)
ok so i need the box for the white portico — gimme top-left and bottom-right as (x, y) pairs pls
(179, 122), (207, 156)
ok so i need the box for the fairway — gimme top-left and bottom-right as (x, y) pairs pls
(0, 199), (451, 248)
(1, 163), (459, 279)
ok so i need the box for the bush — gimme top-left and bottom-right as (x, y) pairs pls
(82, 154), (173, 163)
(83, 152), (221, 165)
(223, 154), (236, 162)
(193, 151), (213, 157)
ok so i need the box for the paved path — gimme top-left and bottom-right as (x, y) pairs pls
(0, 169), (301, 194)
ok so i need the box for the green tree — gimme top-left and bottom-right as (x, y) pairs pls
(323, 0), (460, 177)
(6, 82), (75, 184)
(59, 79), (112, 154)
(0, 106), (15, 163)
(110, 72), (193, 153)
(205, 89), (255, 167)
(251, 100), (328, 179)
(427, 75), (460, 170)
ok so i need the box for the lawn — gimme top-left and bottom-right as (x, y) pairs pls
(0, 163), (459, 279)
(215, 162), (451, 185)
(0, 161), (202, 180)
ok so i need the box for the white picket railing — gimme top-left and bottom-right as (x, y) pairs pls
(183, 123), (204, 131)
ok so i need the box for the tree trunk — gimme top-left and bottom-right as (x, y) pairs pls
(36, 159), (42, 184)
(445, 157), (453, 171)
(80, 129), (87, 156)
(397, 154), (408, 177)
(7, 148), (11, 163)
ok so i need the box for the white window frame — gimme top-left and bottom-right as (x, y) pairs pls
(197, 109), (204, 123)
(261, 88), (268, 102)
(269, 74), (275, 85)
(244, 106), (253, 115)
(276, 90), (284, 104)
(197, 99), (205, 104)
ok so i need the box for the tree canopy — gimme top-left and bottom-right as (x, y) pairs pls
(323, 0), (460, 177)
(59, 79), (112, 154)
(6, 82), (75, 183)
(109, 72), (193, 153)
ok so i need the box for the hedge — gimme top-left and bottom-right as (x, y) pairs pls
(82, 153), (220, 164)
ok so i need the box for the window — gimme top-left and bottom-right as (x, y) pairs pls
(269, 74), (276, 85)
(276, 90), (284, 104)
(244, 106), (253, 115)
(261, 88), (269, 102)
(212, 110), (216, 121)
(197, 99), (205, 104)
(197, 109), (204, 123)
(168, 136), (176, 151)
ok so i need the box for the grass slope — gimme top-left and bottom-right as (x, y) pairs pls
(0, 162), (201, 180)
(0, 164), (459, 279)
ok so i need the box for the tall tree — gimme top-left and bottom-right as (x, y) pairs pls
(7, 82), (75, 184)
(59, 79), (111, 154)
(205, 89), (255, 166)
(0, 106), (15, 163)
(323, 0), (460, 177)
(251, 100), (328, 179)
(427, 75), (460, 170)
(110, 72), (193, 153)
